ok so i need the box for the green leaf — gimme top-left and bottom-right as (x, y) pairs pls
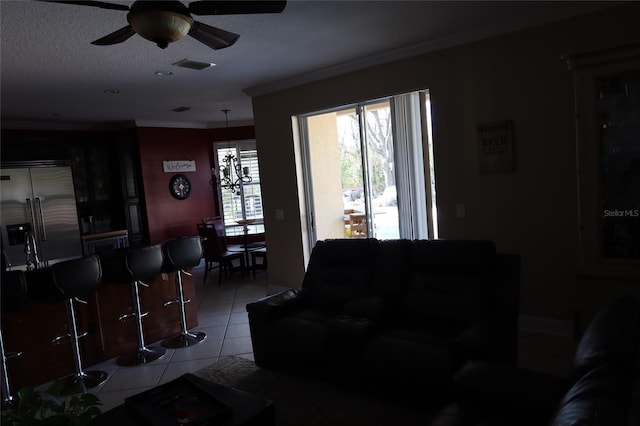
(0, 384), (102, 426)
(46, 380), (64, 397)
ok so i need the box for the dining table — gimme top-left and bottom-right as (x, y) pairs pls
(227, 219), (266, 272)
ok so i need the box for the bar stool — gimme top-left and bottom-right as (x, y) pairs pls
(1, 270), (27, 407)
(161, 236), (206, 348)
(31, 256), (108, 394)
(115, 245), (166, 366)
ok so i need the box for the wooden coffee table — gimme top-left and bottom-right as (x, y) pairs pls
(91, 374), (275, 425)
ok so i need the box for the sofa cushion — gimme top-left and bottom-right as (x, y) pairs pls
(342, 296), (387, 319)
(370, 239), (412, 302)
(301, 238), (378, 309)
(404, 240), (497, 325)
(260, 307), (338, 376)
(361, 332), (452, 390)
(572, 295), (640, 378)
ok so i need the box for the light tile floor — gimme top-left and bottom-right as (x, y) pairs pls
(36, 261), (578, 414)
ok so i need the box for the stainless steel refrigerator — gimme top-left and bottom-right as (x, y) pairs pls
(1, 164), (83, 270)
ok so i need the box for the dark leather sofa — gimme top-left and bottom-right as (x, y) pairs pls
(246, 238), (521, 402)
(450, 294), (640, 426)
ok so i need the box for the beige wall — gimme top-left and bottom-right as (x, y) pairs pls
(307, 112), (348, 240)
(253, 4), (640, 321)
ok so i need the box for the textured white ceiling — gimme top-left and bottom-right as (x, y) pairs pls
(0, 1), (614, 129)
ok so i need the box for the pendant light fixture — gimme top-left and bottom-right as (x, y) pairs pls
(211, 109), (252, 194)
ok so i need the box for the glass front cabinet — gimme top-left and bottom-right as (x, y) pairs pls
(566, 43), (640, 331)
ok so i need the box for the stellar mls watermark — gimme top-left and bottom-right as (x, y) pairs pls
(602, 209), (640, 218)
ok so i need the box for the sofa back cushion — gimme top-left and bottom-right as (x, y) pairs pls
(572, 295), (640, 379)
(370, 239), (413, 301)
(301, 238), (378, 309)
(404, 240), (497, 325)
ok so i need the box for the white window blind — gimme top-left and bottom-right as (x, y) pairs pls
(213, 140), (264, 236)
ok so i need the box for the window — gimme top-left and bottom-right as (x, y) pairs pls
(213, 140), (264, 236)
(297, 90), (437, 248)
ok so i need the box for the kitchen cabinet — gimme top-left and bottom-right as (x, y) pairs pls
(1, 130), (149, 251)
(566, 43), (640, 277)
(71, 142), (125, 235)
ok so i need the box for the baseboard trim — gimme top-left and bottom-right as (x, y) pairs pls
(518, 315), (574, 337)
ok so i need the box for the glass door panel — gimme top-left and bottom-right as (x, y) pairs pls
(305, 100), (400, 241)
(336, 108), (366, 238)
(597, 70), (640, 259)
(363, 101), (399, 239)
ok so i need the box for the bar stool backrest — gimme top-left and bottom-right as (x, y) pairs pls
(1, 270), (28, 312)
(163, 237), (202, 271)
(52, 255), (102, 300)
(125, 245), (164, 283)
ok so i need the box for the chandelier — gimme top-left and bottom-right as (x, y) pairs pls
(212, 109), (252, 194)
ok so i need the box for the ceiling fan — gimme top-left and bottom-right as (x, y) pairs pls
(39, 0), (287, 50)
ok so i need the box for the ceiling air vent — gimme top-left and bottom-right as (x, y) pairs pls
(172, 59), (215, 70)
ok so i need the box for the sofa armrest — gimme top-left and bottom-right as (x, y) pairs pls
(246, 288), (302, 319)
(246, 288), (302, 368)
(453, 360), (570, 425)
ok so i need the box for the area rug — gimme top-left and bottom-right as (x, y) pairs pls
(195, 356), (446, 426)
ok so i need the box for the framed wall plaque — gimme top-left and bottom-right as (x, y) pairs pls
(478, 120), (514, 173)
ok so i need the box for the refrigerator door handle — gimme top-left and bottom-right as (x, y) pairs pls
(26, 198), (36, 230)
(34, 197), (47, 241)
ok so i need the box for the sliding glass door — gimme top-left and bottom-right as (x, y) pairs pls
(299, 90), (436, 246)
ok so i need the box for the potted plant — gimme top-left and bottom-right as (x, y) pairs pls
(1, 380), (102, 425)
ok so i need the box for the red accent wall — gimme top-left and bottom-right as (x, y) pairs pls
(136, 126), (255, 244)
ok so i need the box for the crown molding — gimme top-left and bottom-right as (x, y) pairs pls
(1, 118), (255, 131)
(1, 120), (137, 131)
(244, 5), (612, 97)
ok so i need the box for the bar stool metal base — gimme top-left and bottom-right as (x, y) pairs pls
(161, 331), (206, 349)
(116, 346), (166, 366)
(59, 370), (109, 395)
(1, 396), (19, 411)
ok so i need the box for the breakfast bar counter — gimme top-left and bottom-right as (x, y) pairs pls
(0, 256), (199, 391)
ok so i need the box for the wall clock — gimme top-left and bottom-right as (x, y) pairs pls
(169, 174), (192, 200)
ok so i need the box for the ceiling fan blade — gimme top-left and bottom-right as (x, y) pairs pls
(188, 21), (240, 50)
(188, 1), (286, 16)
(37, 0), (130, 11)
(91, 25), (137, 46)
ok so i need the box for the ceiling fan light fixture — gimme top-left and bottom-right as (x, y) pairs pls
(127, 11), (193, 49)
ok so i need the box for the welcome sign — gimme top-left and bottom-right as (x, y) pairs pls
(163, 160), (196, 173)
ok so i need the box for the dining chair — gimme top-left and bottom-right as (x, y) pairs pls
(202, 216), (220, 225)
(196, 223), (245, 285)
